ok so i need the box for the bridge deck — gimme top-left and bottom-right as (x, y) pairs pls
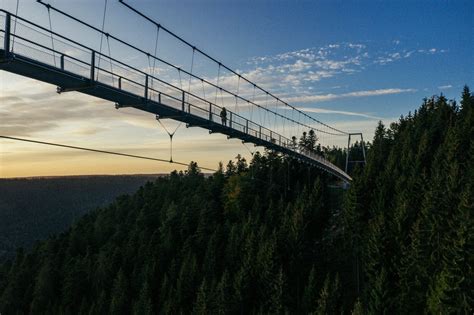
(0, 8), (351, 182)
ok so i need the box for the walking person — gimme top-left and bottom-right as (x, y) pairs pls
(220, 107), (227, 126)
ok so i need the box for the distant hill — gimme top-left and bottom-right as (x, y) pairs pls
(0, 174), (162, 260)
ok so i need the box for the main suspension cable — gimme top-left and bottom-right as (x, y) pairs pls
(0, 135), (217, 172)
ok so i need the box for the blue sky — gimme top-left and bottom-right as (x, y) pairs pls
(1, 0), (473, 177)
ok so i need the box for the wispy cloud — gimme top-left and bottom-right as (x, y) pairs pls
(292, 107), (384, 120)
(282, 88), (417, 104)
(438, 84), (452, 90)
(164, 41), (447, 113)
(244, 43), (370, 93)
(374, 47), (446, 65)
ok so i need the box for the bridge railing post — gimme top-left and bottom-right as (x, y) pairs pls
(4, 12), (11, 57)
(158, 92), (161, 104)
(246, 120), (249, 134)
(209, 103), (212, 121)
(118, 77), (122, 89)
(90, 50), (95, 81)
(60, 54), (64, 70)
(229, 112), (233, 128)
(144, 75), (148, 100)
(181, 91), (185, 112)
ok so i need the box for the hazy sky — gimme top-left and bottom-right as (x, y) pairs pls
(1, 0), (473, 177)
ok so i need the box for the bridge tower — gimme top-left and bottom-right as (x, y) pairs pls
(345, 133), (367, 174)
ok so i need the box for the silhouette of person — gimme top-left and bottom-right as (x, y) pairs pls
(220, 107), (227, 126)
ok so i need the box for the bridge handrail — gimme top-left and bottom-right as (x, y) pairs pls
(0, 14), (290, 145)
(11, 5), (348, 137)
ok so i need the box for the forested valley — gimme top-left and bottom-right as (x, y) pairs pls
(0, 87), (472, 314)
(0, 175), (160, 261)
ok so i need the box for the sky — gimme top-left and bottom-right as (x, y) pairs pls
(1, 0), (473, 177)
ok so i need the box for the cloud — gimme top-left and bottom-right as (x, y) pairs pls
(291, 107), (384, 120)
(157, 41), (447, 115)
(282, 88), (417, 103)
(375, 46), (446, 65)
(245, 43), (370, 86)
(438, 84), (452, 90)
(0, 75), (132, 137)
(74, 126), (109, 136)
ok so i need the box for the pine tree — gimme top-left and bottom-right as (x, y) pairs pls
(133, 282), (153, 315)
(30, 257), (56, 314)
(226, 160), (237, 176)
(299, 131), (308, 151)
(176, 254), (198, 312)
(351, 298), (363, 315)
(314, 273), (340, 315)
(214, 271), (230, 315)
(109, 269), (128, 314)
(397, 219), (428, 313)
(302, 265), (317, 313)
(89, 291), (107, 315)
(193, 279), (208, 315)
(368, 267), (389, 314)
(266, 267), (284, 314)
(235, 154), (248, 173)
(364, 215), (391, 314)
(307, 129), (318, 152)
(61, 257), (89, 312)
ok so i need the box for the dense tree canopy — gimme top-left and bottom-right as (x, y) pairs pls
(0, 87), (472, 314)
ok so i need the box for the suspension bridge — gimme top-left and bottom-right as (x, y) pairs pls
(0, 1), (365, 183)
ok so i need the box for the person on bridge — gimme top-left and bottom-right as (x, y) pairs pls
(220, 107), (227, 126)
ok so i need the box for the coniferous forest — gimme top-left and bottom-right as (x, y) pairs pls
(0, 175), (161, 261)
(0, 87), (472, 313)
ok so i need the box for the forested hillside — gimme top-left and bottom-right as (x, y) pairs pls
(0, 87), (472, 314)
(0, 175), (160, 261)
(342, 86), (473, 313)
